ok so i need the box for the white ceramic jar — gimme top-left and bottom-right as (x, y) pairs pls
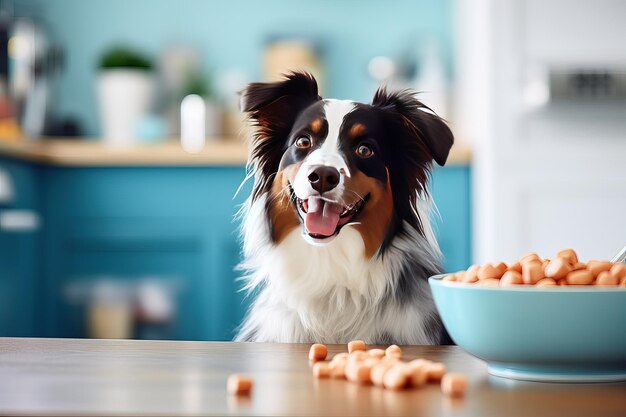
(97, 69), (154, 146)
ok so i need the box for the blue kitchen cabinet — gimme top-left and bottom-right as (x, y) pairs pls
(0, 155), (470, 340)
(431, 166), (472, 273)
(0, 158), (40, 337)
(39, 166), (253, 341)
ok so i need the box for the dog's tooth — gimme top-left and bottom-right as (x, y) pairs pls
(308, 197), (322, 213)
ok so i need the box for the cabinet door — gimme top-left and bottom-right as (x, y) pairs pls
(0, 232), (36, 336)
(46, 216), (250, 341)
(41, 166), (251, 341)
(206, 221), (252, 341)
(430, 166), (471, 272)
(0, 159), (40, 336)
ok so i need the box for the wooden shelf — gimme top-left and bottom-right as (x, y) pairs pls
(0, 137), (471, 167)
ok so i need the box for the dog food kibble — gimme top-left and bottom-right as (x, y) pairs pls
(596, 271), (619, 286)
(535, 278), (557, 287)
(348, 351), (368, 364)
(329, 360), (347, 379)
(381, 356), (401, 365)
(363, 357), (381, 367)
(348, 340), (366, 353)
(408, 358), (431, 368)
(407, 361), (429, 387)
(312, 362), (331, 378)
(520, 252), (541, 264)
(307, 344), (468, 398)
(370, 361), (394, 386)
(445, 249), (626, 288)
(522, 260), (543, 284)
(385, 344), (402, 359)
(441, 373), (468, 398)
(308, 343), (328, 361)
(500, 271), (523, 286)
(493, 262), (507, 274)
(383, 364), (409, 390)
(345, 361), (372, 383)
(425, 362), (447, 382)
(508, 261), (522, 273)
(567, 269), (594, 285)
(556, 248), (578, 265)
(478, 263), (505, 280)
(367, 348), (386, 359)
(332, 352), (349, 362)
(611, 262), (626, 280)
(227, 374), (253, 396)
(478, 278), (500, 287)
(587, 261), (613, 277)
(460, 264), (479, 283)
(544, 258), (572, 279)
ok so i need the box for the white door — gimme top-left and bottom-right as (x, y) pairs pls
(455, 0), (626, 263)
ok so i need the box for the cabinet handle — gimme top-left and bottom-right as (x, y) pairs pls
(0, 210), (41, 232)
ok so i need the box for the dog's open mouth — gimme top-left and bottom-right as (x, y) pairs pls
(289, 185), (368, 240)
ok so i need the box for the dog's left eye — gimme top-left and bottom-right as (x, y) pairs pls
(295, 137), (311, 149)
(355, 144), (374, 158)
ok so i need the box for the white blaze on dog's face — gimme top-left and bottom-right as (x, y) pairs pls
(290, 99), (355, 244)
(241, 73), (454, 257)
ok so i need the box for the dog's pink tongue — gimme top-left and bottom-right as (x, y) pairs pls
(305, 197), (342, 236)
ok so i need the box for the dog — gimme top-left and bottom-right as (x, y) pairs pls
(235, 72), (454, 345)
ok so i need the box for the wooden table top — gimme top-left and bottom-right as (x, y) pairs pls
(0, 338), (624, 416)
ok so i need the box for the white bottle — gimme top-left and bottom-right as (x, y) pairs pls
(180, 94), (205, 154)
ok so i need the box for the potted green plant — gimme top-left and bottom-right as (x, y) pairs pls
(96, 46), (154, 146)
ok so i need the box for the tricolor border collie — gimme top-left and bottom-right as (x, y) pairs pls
(236, 72), (453, 345)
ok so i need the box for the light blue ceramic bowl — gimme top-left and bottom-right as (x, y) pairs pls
(429, 274), (626, 382)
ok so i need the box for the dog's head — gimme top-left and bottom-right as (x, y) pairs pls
(241, 72), (453, 257)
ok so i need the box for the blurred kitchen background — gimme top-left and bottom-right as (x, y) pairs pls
(0, 0), (624, 341)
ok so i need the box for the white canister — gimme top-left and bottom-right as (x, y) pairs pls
(97, 69), (154, 146)
(180, 94), (206, 153)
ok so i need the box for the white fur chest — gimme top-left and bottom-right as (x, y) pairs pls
(248, 226), (387, 342)
(236, 194), (442, 344)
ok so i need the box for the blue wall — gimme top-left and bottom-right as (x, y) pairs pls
(32, 0), (452, 135)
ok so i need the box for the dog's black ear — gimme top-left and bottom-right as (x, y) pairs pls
(372, 87), (453, 166)
(241, 72), (320, 116)
(372, 87), (454, 240)
(241, 72), (321, 199)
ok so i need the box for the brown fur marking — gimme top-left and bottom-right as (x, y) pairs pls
(345, 170), (393, 258)
(309, 118), (323, 134)
(268, 167), (301, 244)
(348, 123), (367, 139)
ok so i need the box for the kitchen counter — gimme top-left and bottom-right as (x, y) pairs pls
(0, 138), (249, 167)
(0, 138), (472, 167)
(0, 338), (623, 416)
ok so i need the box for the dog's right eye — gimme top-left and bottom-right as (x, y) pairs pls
(295, 137), (312, 149)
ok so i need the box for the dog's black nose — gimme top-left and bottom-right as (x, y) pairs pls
(308, 166), (340, 194)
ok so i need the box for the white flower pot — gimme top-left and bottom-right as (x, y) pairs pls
(97, 69), (154, 146)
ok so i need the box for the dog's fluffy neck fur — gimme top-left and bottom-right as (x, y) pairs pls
(236, 191), (444, 344)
